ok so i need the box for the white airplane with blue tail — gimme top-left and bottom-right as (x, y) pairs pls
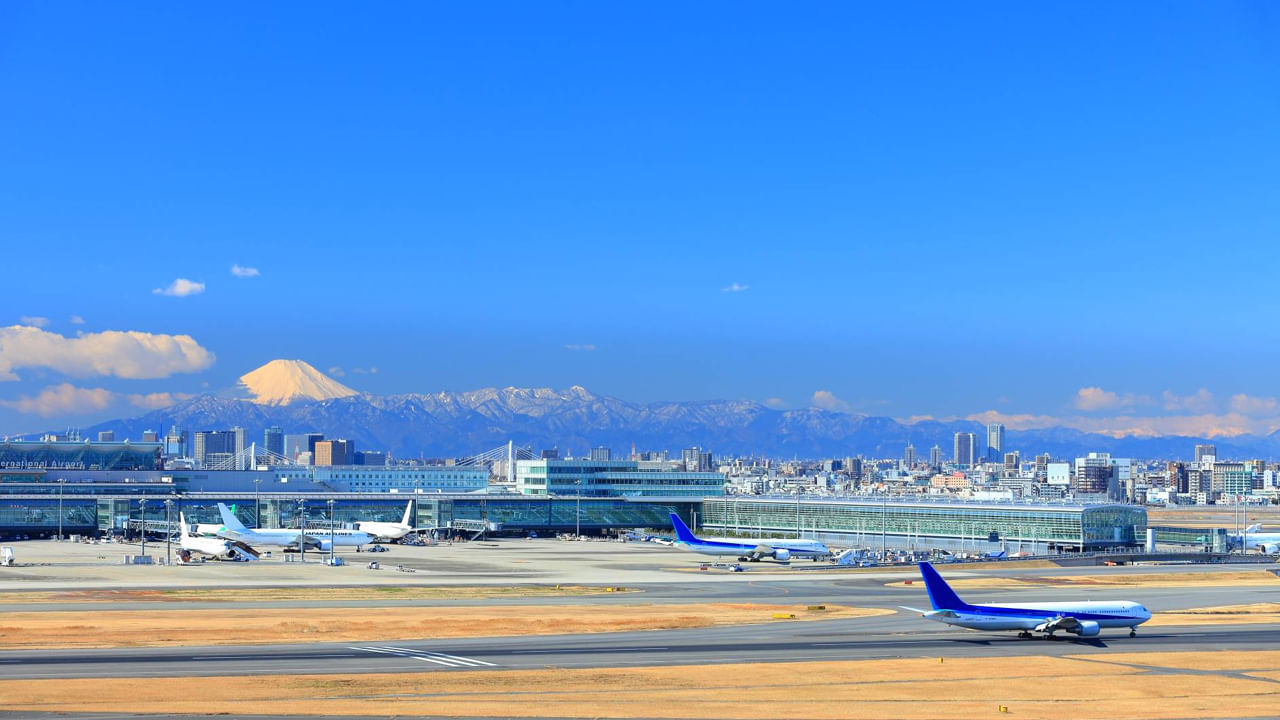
(904, 561), (1152, 639)
(668, 513), (830, 562)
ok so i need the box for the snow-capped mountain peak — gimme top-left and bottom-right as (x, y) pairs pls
(236, 359), (358, 406)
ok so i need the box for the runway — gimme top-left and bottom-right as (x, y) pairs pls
(2, 614), (1274, 680)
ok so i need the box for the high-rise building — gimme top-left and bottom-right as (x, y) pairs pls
(1072, 452), (1128, 498)
(1212, 461), (1251, 495)
(193, 430), (237, 468)
(953, 432), (977, 469)
(231, 427), (248, 469)
(355, 450), (387, 466)
(314, 439), (353, 466)
(986, 423), (1005, 462)
(682, 447), (712, 472)
(1166, 461), (1189, 493)
(141, 430), (159, 443)
(1003, 451), (1020, 473)
(164, 426), (187, 458)
(1034, 453), (1051, 480)
(540, 447), (560, 460)
(589, 447), (612, 461)
(1195, 444), (1217, 465)
(97, 430), (115, 442)
(904, 442), (915, 470)
(264, 426), (284, 457)
(929, 445), (943, 469)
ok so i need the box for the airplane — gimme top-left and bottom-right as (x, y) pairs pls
(903, 561), (1151, 639)
(178, 512), (259, 561)
(1232, 524), (1280, 554)
(355, 501), (419, 542)
(668, 512), (830, 562)
(215, 503), (374, 551)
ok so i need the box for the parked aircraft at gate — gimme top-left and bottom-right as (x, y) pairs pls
(215, 503), (373, 550)
(178, 512), (259, 561)
(904, 561), (1151, 638)
(1233, 524), (1280, 554)
(668, 513), (829, 562)
(356, 501), (419, 542)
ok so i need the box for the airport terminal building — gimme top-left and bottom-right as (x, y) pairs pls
(0, 441), (1146, 550)
(699, 497), (1148, 553)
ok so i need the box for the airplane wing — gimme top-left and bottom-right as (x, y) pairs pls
(1034, 616), (1083, 634)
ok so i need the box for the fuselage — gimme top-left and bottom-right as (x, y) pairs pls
(355, 522), (413, 541)
(219, 527), (373, 548)
(925, 600), (1151, 631)
(674, 537), (830, 558)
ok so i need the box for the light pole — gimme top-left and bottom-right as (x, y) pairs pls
(139, 499), (148, 556)
(164, 498), (173, 565)
(297, 498), (306, 563)
(57, 478), (65, 541)
(254, 478), (262, 527)
(328, 498), (335, 565)
(575, 478), (582, 537)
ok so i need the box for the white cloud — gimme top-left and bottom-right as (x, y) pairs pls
(18, 316), (49, 328)
(328, 366), (346, 377)
(722, 282), (749, 293)
(0, 325), (215, 381)
(152, 278), (205, 297)
(1162, 389), (1215, 413)
(69, 315), (85, 325)
(351, 366), (379, 375)
(810, 389), (852, 412)
(1072, 386), (1151, 412)
(230, 264), (260, 278)
(126, 391), (192, 410)
(965, 410), (1062, 430)
(0, 383), (116, 417)
(763, 397), (788, 409)
(564, 344), (597, 352)
(1230, 393), (1279, 416)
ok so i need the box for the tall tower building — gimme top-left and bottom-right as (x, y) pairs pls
(953, 432), (976, 469)
(929, 445), (943, 469)
(1194, 444), (1217, 465)
(986, 423), (1005, 462)
(264, 426), (284, 457)
(904, 442), (915, 470)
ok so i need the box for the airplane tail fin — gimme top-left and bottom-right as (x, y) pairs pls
(179, 512), (189, 536)
(918, 562), (968, 611)
(401, 500), (414, 527)
(217, 503), (249, 533)
(669, 513), (698, 543)
(1246, 523), (1262, 534)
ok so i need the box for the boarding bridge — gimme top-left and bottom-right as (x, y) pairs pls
(449, 519), (504, 540)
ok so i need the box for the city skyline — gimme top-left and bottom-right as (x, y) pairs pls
(3, 4), (1280, 437)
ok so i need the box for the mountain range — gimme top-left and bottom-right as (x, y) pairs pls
(53, 360), (1280, 461)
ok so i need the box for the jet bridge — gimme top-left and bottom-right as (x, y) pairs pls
(449, 519), (503, 540)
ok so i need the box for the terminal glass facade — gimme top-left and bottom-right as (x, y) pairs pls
(700, 498), (1147, 551)
(0, 441), (163, 470)
(516, 460), (725, 497)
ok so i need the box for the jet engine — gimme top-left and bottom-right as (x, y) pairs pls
(1072, 620), (1100, 637)
(772, 548), (791, 562)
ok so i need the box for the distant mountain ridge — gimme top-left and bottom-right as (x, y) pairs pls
(53, 360), (1280, 460)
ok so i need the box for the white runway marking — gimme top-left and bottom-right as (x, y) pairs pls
(349, 646), (497, 667)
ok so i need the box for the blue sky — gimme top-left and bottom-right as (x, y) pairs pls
(2, 2), (1279, 437)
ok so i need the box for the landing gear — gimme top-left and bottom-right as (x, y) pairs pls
(1017, 631), (1033, 639)
(1129, 628), (1137, 638)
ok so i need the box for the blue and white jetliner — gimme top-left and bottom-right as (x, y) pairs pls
(906, 561), (1152, 639)
(668, 513), (830, 562)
